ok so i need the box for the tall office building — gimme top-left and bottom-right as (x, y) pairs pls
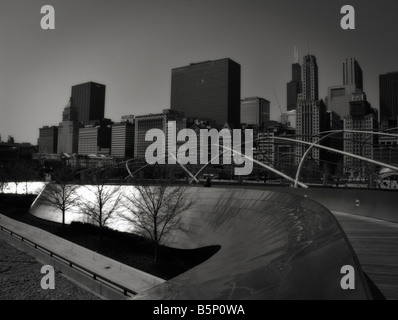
(327, 84), (357, 118)
(111, 117), (135, 159)
(324, 111), (344, 175)
(38, 126), (58, 154)
(240, 97), (270, 126)
(287, 48), (302, 111)
(327, 58), (364, 118)
(296, 99), (328, 165)
(134, 109), (186, 160)
(343, 57), (363, 90)
(71, 82), (106, 123)
(301, 55), (319, 101)
(57, 99), (83, 154)
(296, 54), (327, 165)
(170, 58), (241, 129)
(78, 119), (112, 156)
(343, 91), (378, 179)
(380, 72), (398, 129)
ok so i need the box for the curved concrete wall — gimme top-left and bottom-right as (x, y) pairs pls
(260, 187), (398, 223)
(133, 188), (371, 300)
(30, 185), (371, 300)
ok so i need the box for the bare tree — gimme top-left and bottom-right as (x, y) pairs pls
(39, 165), (79, 227)
(80, 170), (122, 233)
(121, 181), (195, 262)
(41, 183), (80, 227)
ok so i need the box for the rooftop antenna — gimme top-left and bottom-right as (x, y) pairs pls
(307, 39), (310, 55)
(294, 46), (299, 63)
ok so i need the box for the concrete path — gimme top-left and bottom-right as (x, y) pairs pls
(333, 211), (398, 300)
(0, 239), (100, 300)
(0, 213), (165, 298)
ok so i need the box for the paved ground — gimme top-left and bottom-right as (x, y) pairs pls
(334, 212), (398, 300)
(0, 213), (164, 300)
(0, 239), (100, 300)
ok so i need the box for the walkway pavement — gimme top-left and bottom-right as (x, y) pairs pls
(0, 213), (165, 299)
(333, 211), (398, 300)
(0, 239), (99, 300)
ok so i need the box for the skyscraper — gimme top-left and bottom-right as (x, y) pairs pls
(301, 55), (319, 101)
(134, 109), (186, 160)
(38, 126), (58, 154)
(57, 99), (83, 154)
(287, 48), (302, 111)
(71, 82), (106, 123)
(344, 91), (378, 179)
(327, 58), (364, 118)
(240, 97), (270, 126)
(111, 118), (135, 159)
(78, 119), (112, 156)
(170, 58), (241, 129)
(380, 72), (398, 129)
(343, 57), (363, 90)
(296, 54), (327, 165)
(327, 84), (357, 118)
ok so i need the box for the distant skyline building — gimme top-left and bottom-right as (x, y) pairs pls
(324, 111), (344, 175)
(111, 118), (135, 159)
(287, 47), (302, 111)
(327, 58), (364, 119)
(57, 99), (83, 154)
(134, 109), (186, 160)
(71, 82), (106, 123)
(343, 91), (378, 179)
(38, 126), (58, 154)
(327, 84), (357, 118)
(295, 99), (328, 165)
(374, 136), (398, 167)
(301, 55), (319, 101)
(280, 110), (296, 129)
(78, 119), (112, 156)
(296, 54), (327, 165)
(240, 97), (270, 126)
(379, 71), (398, 129)
(343, 57), (363, 90)
(170, 58), (241, 129)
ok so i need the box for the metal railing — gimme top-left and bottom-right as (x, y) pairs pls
(0, 223), (137, 297)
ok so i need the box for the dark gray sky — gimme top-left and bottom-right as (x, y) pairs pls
(1, 0), (398, 144)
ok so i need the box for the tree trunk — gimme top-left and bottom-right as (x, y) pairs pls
(154, 242), (158, 263)
(153, 219), (158, 262)
(62, 208), (65, 228)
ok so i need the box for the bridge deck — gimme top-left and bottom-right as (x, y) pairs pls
(333, 212), (398, 300)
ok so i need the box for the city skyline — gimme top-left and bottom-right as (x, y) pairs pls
(1, 0), (398, 144)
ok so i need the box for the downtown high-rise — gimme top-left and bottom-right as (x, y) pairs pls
(71, 82), (106, 123)
(328, 58), (364, 118)
(343, 57), (363, 90)
(296, 54), (327, 165)
(286, 48), (302, 111)
(240, 97), (270, 126)
(380, 72), (398, 129)
(343, 91), (378, 179)
(170, 58), (241, 129)
(301, 55), (319, 101)
(57, 99), (83, 154)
